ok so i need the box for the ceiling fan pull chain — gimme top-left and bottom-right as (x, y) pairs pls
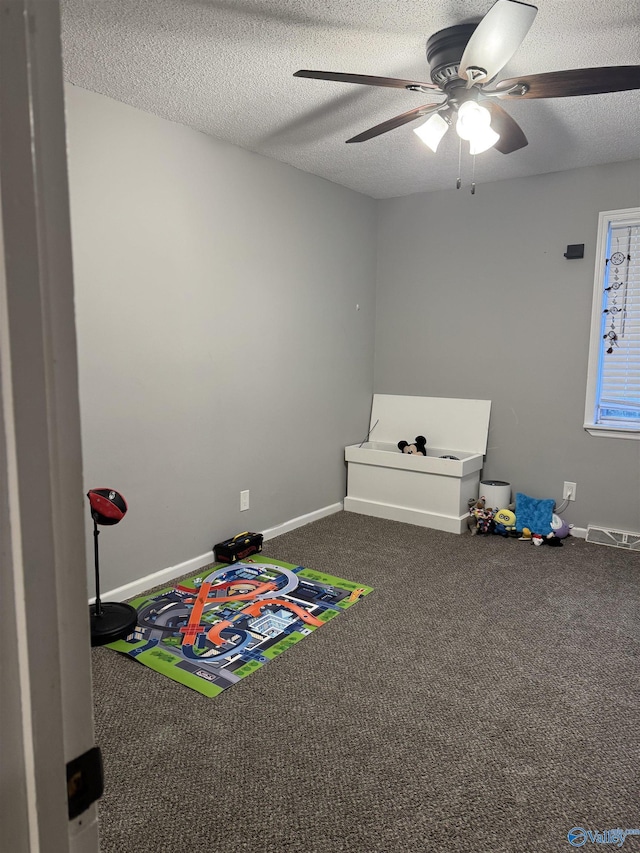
(456, 136), (462, 189)
(471, 153), (477, 194)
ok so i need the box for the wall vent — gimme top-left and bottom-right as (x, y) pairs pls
(585, 525), (640, 550)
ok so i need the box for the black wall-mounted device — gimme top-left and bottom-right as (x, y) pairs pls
(67, 746), (104, 819)
(564, 243), (584, 259)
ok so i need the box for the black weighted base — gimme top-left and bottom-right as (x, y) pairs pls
(90, 601), (138, 647)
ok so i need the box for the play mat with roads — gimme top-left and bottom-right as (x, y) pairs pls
(107, 556), (373, 697)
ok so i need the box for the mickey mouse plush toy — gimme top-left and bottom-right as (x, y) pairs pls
(397, 435), (427, 456)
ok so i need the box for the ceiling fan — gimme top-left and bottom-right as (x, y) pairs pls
(293, 0), (640, 157)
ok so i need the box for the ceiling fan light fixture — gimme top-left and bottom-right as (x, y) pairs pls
(455, 100), (492, 140)
(413, 112), (450, 152)
(468, 125), (501, 154)
(294, 3), (640, 164)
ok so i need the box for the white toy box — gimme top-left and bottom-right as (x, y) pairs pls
(344, 394), (492, 534)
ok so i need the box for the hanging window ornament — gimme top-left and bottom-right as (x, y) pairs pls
(603, 330), (618, 354)
(603, 229), (632, 355)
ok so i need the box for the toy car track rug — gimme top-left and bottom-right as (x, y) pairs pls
(107, 556), (373, 697)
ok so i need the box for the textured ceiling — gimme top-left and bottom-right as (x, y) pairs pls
(60, 0), (640, 199)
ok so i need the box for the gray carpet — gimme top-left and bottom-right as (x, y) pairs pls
(91, 511), (640, 853)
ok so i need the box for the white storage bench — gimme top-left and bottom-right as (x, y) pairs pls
(344, 394), (492, 534)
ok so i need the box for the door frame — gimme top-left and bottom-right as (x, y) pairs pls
(0, 0), (99, 850)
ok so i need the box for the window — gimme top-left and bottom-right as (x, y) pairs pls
(584, 208), (640, 439)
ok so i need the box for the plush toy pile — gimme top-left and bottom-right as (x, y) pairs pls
(467, 493), (571, 545)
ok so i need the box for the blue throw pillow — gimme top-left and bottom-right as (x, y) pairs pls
(514, 492), (555, 536)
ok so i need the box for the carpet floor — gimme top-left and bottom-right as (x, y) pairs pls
(91, 511), (640, 853)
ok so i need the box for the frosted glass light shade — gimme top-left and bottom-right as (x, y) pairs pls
(468, 125), (501, 154)
(455, 101), (492, 140)
(413, 113), (449, 152)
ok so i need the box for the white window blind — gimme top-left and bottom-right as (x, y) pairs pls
(585, 208), (640, 438)
(597, 220), (640, 425)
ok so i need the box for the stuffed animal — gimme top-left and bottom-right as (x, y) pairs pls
(475, 506), (496, 535)
(467, 497), (483, 534)
(493, 507), (518, 537)
(550, 513), (571, 539)
(469, 498), (495, 535)
(398, 435), (427, 456)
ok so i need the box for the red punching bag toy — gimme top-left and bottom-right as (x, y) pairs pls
(87, 488), (138, 646)
(88, 488), (127, 525)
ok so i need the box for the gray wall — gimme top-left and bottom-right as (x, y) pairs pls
(65, 84), (377, 592)
(66, 79), (640, 587)
(375, 160), (640, 532)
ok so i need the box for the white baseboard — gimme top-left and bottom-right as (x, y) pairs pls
(570, 526), (587, 539)
(89, 549), (215, 605)
(91, 501), (344, 603)
(261, 501), (343, 541)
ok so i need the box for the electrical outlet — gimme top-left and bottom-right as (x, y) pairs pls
(563, 481), (577, 501)
(240, 490), (250, 511)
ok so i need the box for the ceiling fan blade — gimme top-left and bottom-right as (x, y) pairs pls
(346, 104), (442, 143)
(294, 69), (441, 92)
(483, 101), (528, 153)
(493, 66), (640, 99)
(459, 0), (538, 86)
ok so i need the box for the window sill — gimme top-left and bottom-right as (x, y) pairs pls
(584, 424), (640, 440)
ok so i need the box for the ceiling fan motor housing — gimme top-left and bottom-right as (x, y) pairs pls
(426, 24), (477, 88)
